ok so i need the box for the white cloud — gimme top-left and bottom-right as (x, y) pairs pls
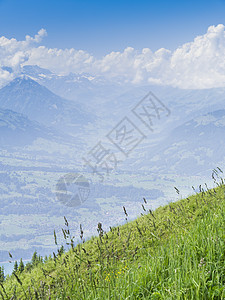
(1, 25), (225, 88)
(0, 29), (47, 84)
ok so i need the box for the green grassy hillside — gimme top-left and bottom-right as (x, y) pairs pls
(1, 170), (225, 299)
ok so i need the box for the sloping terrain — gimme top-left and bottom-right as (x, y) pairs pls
(130, 109), (225, 176)
(1, 172), (225, 299)
(0, 76), (91, 132)
(0, 108), (53, 147)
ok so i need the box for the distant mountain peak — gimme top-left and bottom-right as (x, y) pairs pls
(22, 65), (51, 73)
(6, 75), (40, 88)
(0, 75), (91, 130)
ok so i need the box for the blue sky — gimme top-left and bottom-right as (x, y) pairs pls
(1, 0), (225, 89)
(0, 0), (225, 56)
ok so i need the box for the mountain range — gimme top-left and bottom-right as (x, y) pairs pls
(0, 108), (54, 147)
(0, 76), (92, 133)
(0, 66), (225, 176)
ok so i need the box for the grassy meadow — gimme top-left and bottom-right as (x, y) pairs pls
(1, 168), (225, 299)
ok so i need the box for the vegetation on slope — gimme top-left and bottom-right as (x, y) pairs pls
(1, 168), (225, 299)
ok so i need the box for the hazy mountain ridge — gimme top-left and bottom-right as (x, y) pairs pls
(130, 109), (225, 176)
(0, 108), (55, 147)
(21, 65), (121, 103)
(0, 76), (92, 132)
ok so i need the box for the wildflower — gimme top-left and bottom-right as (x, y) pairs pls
(199, 258), (206, 268)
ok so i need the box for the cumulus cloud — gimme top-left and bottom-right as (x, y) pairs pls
(1, 25), (225, 88)
(0, 29), (47, 84)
